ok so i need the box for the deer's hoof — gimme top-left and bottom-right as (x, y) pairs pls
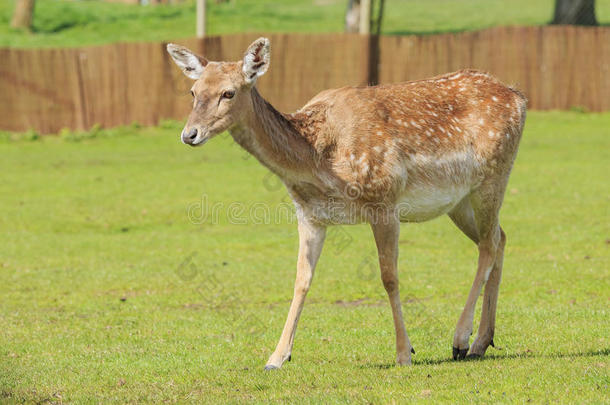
(264, 364), (279, 371)
(452, 346), (468, 360)
(466, 353), (482, 360)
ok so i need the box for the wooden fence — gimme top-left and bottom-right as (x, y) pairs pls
(0, 26), (608, 133)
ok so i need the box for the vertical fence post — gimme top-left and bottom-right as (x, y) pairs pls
(196, 0), (206, 38)
(359, 0), (371, 35)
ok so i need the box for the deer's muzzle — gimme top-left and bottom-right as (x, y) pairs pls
(181, 127), (209, 146)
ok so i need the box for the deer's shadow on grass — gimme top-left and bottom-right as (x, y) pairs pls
(361, 347), (610, 369)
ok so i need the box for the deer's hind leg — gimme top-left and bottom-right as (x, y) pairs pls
(448, 197), (480, 244)
(449, 187), (505, 360)
(469, 226), (505, 358)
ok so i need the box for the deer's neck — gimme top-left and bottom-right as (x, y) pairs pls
(229, 88), (314, 179)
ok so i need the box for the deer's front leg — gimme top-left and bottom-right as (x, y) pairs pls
(264, 219), (326, 370)
(371, 215), (413, 366)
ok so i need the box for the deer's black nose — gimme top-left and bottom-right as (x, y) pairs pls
(181, 128), (198, 144)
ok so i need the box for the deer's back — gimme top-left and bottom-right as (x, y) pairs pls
(288, 69), (526, 222)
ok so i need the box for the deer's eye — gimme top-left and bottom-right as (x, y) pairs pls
(222, 90), (235, 99)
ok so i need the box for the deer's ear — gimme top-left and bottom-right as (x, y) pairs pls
(242, 37), (270, 85)
(166, 43), (208, 80)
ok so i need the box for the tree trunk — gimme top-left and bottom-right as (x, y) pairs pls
(552, 0), (598, 25)
(11, 0), (36, 30)
(371, 0), (384, 35)
(345, 0), (360, 33)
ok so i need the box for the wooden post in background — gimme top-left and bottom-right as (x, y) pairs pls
(359, 0), (371, 34)
(196, 0), (206, 38)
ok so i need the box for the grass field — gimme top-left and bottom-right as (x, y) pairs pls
(3, 0), (610, 48)
(0, 111), (608, 402)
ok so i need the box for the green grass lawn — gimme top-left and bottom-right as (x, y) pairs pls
(0, 111), (609, 403)
(3, 0), (610, 48)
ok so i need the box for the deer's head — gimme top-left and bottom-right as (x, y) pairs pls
(167, 38), (270, 146)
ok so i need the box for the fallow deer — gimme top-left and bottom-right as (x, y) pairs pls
(167, 38), (526, 369)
